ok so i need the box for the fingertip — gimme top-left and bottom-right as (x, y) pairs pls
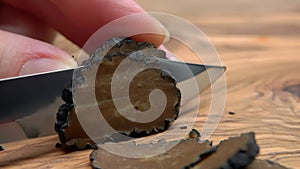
(19, 58), (76, 76)
(0, 30), (76, 78)
(129, 14), (170, 47)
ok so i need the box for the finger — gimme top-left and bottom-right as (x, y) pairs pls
(0, 3), (55, 43)
(0, 30), (76, 78)
(2, 0), (168, 48)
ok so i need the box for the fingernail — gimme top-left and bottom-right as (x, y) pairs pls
(156, 21), (170, 44)
(19, 58), (76, 76)
(147, 15), (170, 44)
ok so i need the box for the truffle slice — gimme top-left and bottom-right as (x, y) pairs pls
(95, 54), (180, 136)
(55, 38), (181, 149)
(193, 132), (259, 169)
(90, 139), (213, 169)
(89, 132), (260, 169)
(245, 159), (290, 169)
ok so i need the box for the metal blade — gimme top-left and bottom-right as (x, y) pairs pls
(0, 68), (74, 124)
(0, 59), (225, 142)
(156, 58), (226, 87)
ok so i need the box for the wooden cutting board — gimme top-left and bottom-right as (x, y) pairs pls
(1, 0), (299, 168)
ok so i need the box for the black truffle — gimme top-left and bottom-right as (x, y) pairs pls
(54, 38), (181, 149)
(89, 132), (261, 169)
(0, 145), (4, 151)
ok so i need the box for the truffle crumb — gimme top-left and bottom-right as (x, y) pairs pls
(188, 129), (201, 140)
(283, 83), (300, 98)
(55, 143), (62, 148)
(228, 111), (235, 115)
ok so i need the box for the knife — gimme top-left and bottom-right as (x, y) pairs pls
(0, 59), (225, 143)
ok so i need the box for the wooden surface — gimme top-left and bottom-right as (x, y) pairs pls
(1, 0), (300, 168)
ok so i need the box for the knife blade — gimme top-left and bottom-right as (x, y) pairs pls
(0, 59), (225, 142)
(0, 68), (74, 124)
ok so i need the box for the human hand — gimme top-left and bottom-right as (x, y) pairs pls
(0, 0), (168, 78)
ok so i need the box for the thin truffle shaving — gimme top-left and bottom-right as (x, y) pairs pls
(55, 38), (181, 149)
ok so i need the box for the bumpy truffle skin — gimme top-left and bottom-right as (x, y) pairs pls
(54, 85), (74, 146)
(55, 38), (181, 149)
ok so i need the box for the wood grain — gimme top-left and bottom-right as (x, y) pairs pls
(1, 0), (300, 168)
(0, 135), (91, 168)
(207, 36), (300, 168)
(138, 2), (300, 168)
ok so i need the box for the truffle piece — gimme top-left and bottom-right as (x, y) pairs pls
(228, 111), (235, 115)
(245, 159), (290, 169)
(95, 55), (180, 136)
(55, 38), (181, 149)
(188, 128), (201, 141)
(54, 85), (90, 149)
(193, 132), (259, 169)
(180, 126), (188, 129)
(89, 132), (260, 169)
(90, 139), (213, 169)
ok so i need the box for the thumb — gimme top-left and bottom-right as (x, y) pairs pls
(0, 30), (77, 79)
